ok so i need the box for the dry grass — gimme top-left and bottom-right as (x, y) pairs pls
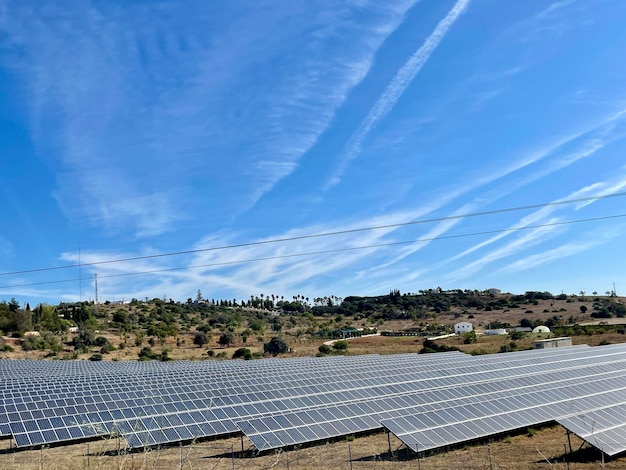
(0, 424), (621, 469)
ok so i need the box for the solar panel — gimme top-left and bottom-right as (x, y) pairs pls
(557, 400), (626, 456)
(2, 343), (626, 459)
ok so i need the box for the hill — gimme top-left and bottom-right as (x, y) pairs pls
(1, 289), (625, 361)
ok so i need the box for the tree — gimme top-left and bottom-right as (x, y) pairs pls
(520, 318), (533, 328)
(71, 329), (95, 352)
(240, 329), (252, 343)
(193, 332), (210, 348)
(218, 332), (233, 348)
(332, 340), (349, 351)
(580, 305), (588, 314)
(264, 337), (288, 356)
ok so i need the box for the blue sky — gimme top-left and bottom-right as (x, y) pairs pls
(1, 0), (626, 306)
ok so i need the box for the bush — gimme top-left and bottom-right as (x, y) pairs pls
(462, 331), (477, 344)
(138, 347), (157, 361)
(419, 339), (459, 354)
(233, 347), (252, 360)
(318, 344), (332, 355)
(332, 340), (349, 351)
(93, 336), (109, 347)
(264, 337), (288, 356)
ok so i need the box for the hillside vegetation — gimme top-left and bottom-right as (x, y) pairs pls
(1, 289), (625, 361)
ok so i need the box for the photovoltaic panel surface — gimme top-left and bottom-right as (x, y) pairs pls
(557, 401), (626, 456)
(2, 343), (626, 459)
(239, 345), (626, 450)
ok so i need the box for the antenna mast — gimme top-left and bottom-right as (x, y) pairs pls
(78, 243), (82, 301)
(95, 273), (99, 304)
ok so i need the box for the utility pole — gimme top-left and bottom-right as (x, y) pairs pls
(94, 274), (99, 305)
(78, 243), (82, 301)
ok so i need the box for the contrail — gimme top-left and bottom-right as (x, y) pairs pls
(326, 0), (471, 188)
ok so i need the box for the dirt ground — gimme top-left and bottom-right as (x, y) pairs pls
(0, 424), (620, 470)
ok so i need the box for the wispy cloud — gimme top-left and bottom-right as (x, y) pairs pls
(535, 0), (576, 20)
(0, 237), (13, 260)
(351, 107), (626, 285)
(325, 0), (471, 189)
(1, 1), (420, 236)
(500, 231), (619, 274)
(444, 169), (626, 283)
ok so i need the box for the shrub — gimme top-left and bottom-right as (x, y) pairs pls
(138, 347), (157, 361)
(233, 347), (252, 360)
(93, 336), (109, 347)
(318, 344), (332, 355)
(462, 331), (477, 344)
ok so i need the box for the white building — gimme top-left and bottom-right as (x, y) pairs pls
(532, 325), (551, 334)
(534, 337), (572, 349)
(483, 328), (507, 335)
(454, 322), (473, 334)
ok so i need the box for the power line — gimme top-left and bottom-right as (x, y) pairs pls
(1, 191), (625, 278)
(2, 212), (624, 290)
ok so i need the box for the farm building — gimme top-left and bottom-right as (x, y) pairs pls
(534, 337), (573, 349)
(453, 321), (473, 334)
(483, 328), (507, 335)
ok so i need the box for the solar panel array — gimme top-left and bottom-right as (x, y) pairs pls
(239, 344), (626, 451)
(0, 352), (468, 448)
(557, 401), (626, 456)
(2, 343), (626, 458)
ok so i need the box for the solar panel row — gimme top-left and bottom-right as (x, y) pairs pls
(1, 352), (463, 446)
(1, 343), (626, 459)
(240, 354), (626, 450)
